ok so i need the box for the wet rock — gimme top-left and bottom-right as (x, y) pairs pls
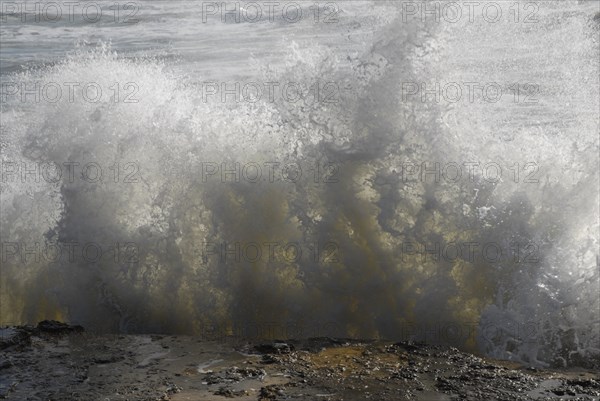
(91, 355), (125, 364)
(393, 341), (425, 351)
(164, 382), (182, 395)
(1, 331), (598, 400)
(563, 378), (600, 397)
(259, 385), (284, 400)
(0, 359), (12, 370)
(37, 320), (84, 334)
(391, 341), (432, 356)
(203, 366), (266, 385)
(0, 327), (31, 350)
(254, 342), (294, 355)
(299, 337), (347, 352)
(213, 387), (247, 397)
(261, 354), (280, 364)
(0, 382), (18, 399)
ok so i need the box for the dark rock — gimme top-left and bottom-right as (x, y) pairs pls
(0, 327), (31, 350)
(203, 366), (266, 385)
(37, 320), (84, 334)
(214, 387), (246, 397)
(91, 355), (125, 364)
(0, 358), (12, 370)
(262, 354), (280, 364)
(164, 382), (182, 395)
(254, 342), (294, 355)
(300, 337), (348, 352)
(259, 385), (284, 400)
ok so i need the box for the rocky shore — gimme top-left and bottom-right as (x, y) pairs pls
(1, 322), (599, 401)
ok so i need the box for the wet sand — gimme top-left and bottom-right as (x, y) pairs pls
(1, 322), (599, 401)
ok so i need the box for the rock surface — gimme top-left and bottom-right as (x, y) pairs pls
(0, 324), (599, 400)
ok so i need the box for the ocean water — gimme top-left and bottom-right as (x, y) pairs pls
(1, 0), (599, 368)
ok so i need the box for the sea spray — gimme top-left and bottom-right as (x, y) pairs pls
(1, 2), (598, 368)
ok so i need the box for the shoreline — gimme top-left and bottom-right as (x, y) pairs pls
(1, 321), (599, 400)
